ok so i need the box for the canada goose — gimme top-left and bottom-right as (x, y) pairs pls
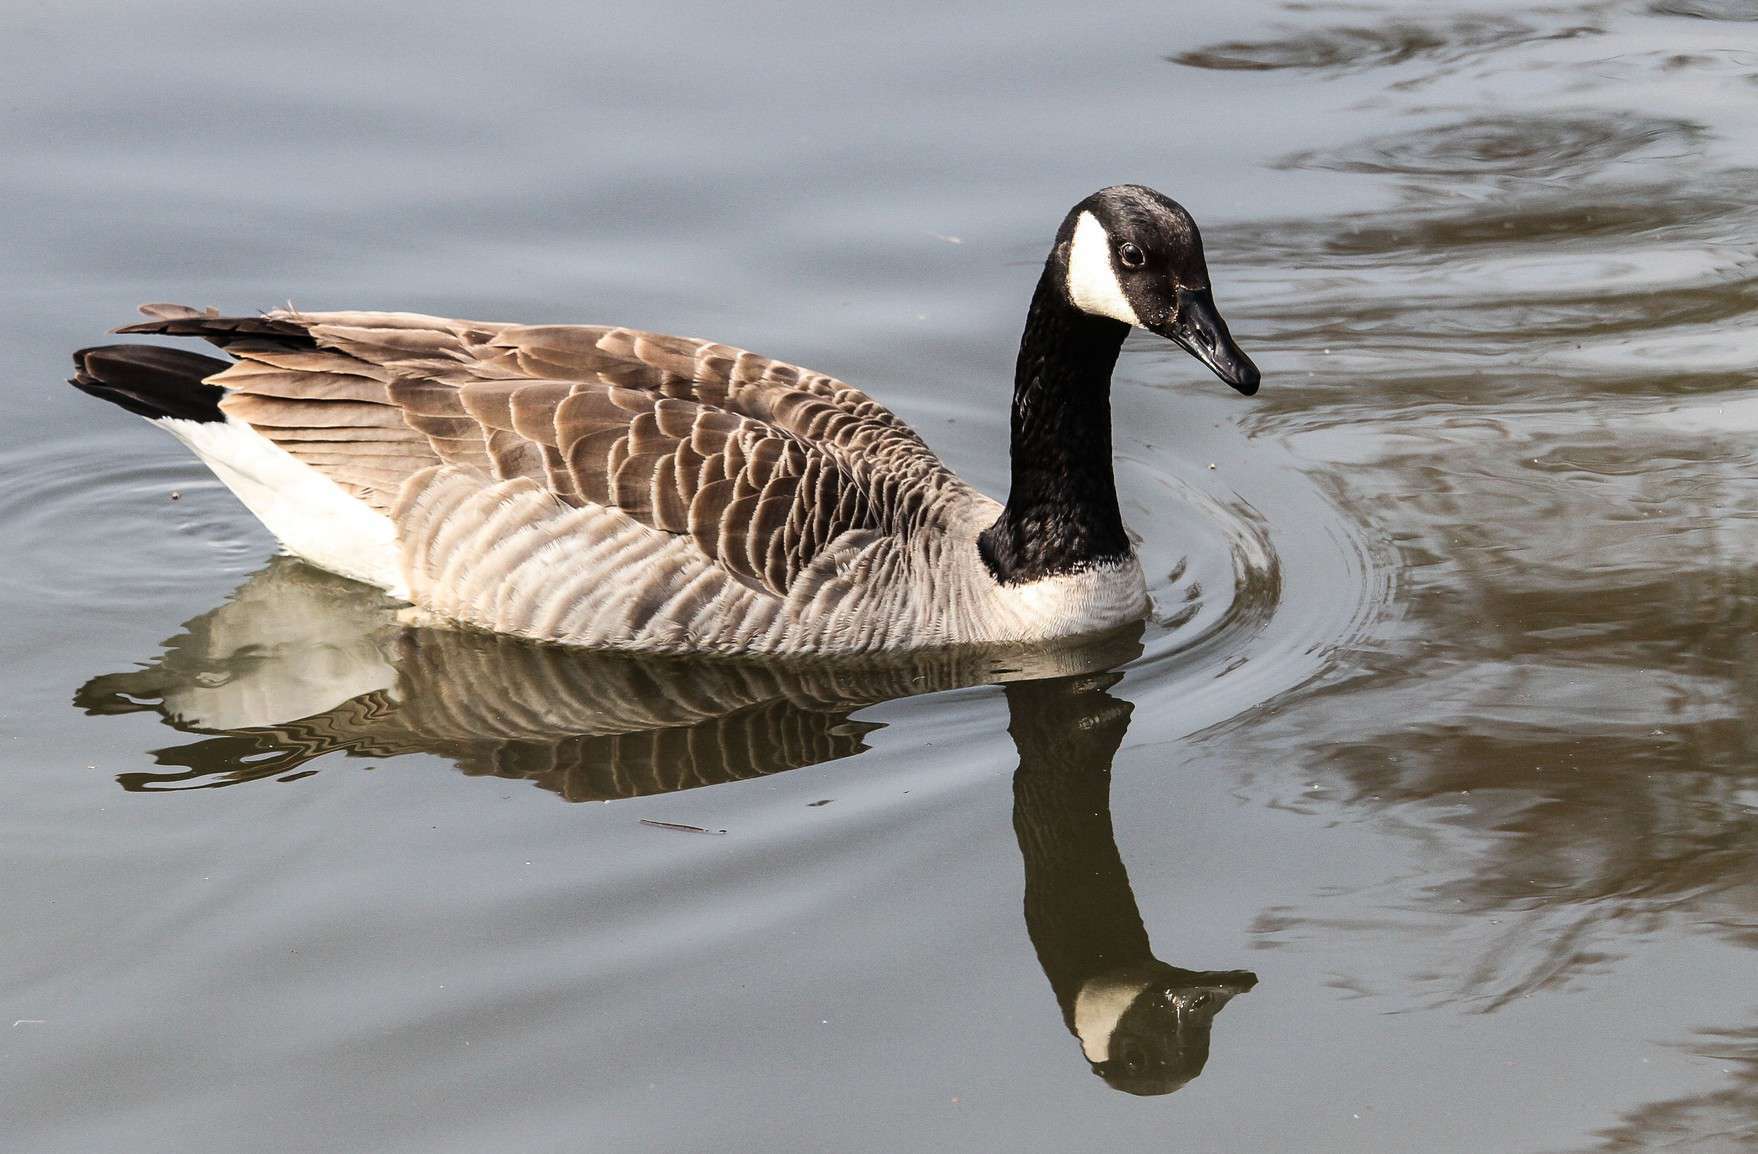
(70, 185), (1259, 656)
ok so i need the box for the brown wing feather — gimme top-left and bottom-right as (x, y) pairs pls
(116, 305), (962, 595)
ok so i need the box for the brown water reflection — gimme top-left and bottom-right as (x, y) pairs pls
(1571, 1024), (1758, 1151)
(1170, 2), (1758, 1138)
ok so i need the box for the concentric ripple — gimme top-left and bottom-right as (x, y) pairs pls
(1114, 376), (1386, 730)
(1279, 114), (1705, 182)
(0, 428), (268, 612)
(1171, 14), (1599, 75)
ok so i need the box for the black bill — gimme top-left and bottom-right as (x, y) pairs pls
(1151, 287), (1261, 396)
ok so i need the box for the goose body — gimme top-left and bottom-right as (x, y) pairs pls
(71, 186), (1259, 657)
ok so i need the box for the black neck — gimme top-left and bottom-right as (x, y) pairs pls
(979, 264), (1132, 585)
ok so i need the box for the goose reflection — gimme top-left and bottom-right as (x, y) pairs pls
(79, 559), (1252, 1092)
(1009, 674), (1256, 1095)
(76, 558), (1139, 796)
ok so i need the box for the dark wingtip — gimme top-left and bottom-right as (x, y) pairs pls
(68, 344), (230, 423)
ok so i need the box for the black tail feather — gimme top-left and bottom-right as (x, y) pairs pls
(70, 345), (231, 423)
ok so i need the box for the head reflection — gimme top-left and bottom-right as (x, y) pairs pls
(1008, 675), (1256, 1095)
(79, 559), (1253, 1092)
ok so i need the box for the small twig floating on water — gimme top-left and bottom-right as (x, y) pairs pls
(638, 819), (726, 835)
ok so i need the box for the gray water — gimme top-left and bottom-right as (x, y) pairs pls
(4, 1), (1757, 1150)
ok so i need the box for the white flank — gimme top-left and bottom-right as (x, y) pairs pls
(991, 561), (1148, 642)
(1065, 211), (1140, 326)
(158, 417), (405, 596)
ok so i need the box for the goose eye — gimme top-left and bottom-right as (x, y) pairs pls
(1117, 242), (1145, 269)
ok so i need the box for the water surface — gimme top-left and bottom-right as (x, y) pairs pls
(3, 1), (1756, 1150)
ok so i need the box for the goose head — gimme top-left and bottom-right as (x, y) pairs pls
(1074, 965), (1259, 1096)
(1056, 184), (1260, 395)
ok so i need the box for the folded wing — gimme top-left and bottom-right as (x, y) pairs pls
(119, 304), (963, 606)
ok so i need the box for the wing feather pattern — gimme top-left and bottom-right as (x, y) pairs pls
(116, 305), (972, 642)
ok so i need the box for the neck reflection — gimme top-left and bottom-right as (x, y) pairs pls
(1008, 674), (1256, 1096)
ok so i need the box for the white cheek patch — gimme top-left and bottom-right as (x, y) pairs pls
(1066, 210), (1141, 327)
(1073, 975), (1153, 1063)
